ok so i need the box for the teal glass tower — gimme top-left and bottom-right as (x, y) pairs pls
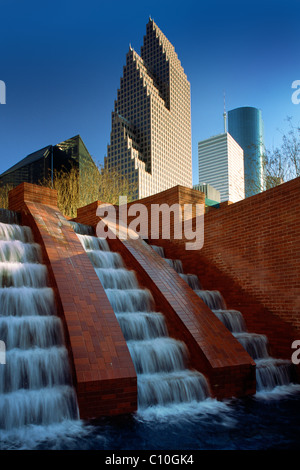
(228, 107), (265, 197)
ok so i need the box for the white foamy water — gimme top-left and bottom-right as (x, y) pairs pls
(179, 272), (202, 290)
(0, 419), (93, 450)
(86, 250), (124, 269)
(195, 290), (227, 310)
(254, 383), (300, 400)
(233, 332), (269, 360)
(135, 397), (235, 426)
(0, 286), (56, 316)
(0, 262), (48, 288)
(165, 258), (184, 273)
(0, 386), (79, 430)
(0, 220), (79, 433)
(0, 240), (42, 263)
(116, 312), (167, 341)
(95, 267), (138, 290)
(127, 337), (188, 374)
(106, 288), (155, 313)
(213, 309), (246, 333)
(0, 347), (72, 393)
(0, 315), (64, 349)
(137, 370), (210, 408)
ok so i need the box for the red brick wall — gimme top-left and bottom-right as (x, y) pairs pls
(126, 185), (205, 240)
(150, 179), (300, 361)
(202, 177), (300, 338)
(76, 185), (204, 241)
(8, 183), (137, 418)
(76, 200), (109, 228)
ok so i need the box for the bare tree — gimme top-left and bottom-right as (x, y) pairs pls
(263, 117), (300, 188)
(0, 184), (13, 210)
(42, 162), (135, 218)
(225, 117), (300, 198)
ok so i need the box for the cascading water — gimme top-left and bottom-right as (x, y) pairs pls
(71, 222), (210, 410)
(152, 246), (203, 291)
(0, 217), (79, 432)
(0, 209), (21, 225)
(151, 245), (297, 393)
(213, 308), (296, 392)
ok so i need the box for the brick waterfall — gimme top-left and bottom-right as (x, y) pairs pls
(0, 214), (79, 431)
(151, 245), (297, 393)
(71, 222), (210, 410)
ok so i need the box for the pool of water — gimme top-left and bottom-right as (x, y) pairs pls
(1, 385), (300, 451)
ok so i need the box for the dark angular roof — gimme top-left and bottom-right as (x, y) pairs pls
(0, 145), (52, 177)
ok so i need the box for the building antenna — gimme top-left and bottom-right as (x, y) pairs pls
(223, 91), (227, 133)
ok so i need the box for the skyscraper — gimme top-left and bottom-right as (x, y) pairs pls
(228, 107), (265, 198)
(105, 18), (192, 200)
(198, 132), (245, 203)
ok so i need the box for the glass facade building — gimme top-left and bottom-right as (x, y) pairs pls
(0, 135), (96, 196)
(228, 107), (265, 198)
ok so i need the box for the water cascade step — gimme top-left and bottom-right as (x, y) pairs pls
(0, 218), (79, 431)
(150, 245), (297, 393)
(70, 222), (210, 410)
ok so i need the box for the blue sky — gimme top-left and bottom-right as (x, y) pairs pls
(0, 0), (299, 184)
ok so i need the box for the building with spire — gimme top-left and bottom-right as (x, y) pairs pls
(105, 18), (192, 200)
(197, 103), (245, 204)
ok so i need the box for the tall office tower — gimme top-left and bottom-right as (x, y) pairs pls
(105, 18), (192, 200)
(198, 133), (245, 203)
(228, 107), (265, 198)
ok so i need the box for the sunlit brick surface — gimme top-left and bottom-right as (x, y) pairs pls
(8, 182), (137, 418)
